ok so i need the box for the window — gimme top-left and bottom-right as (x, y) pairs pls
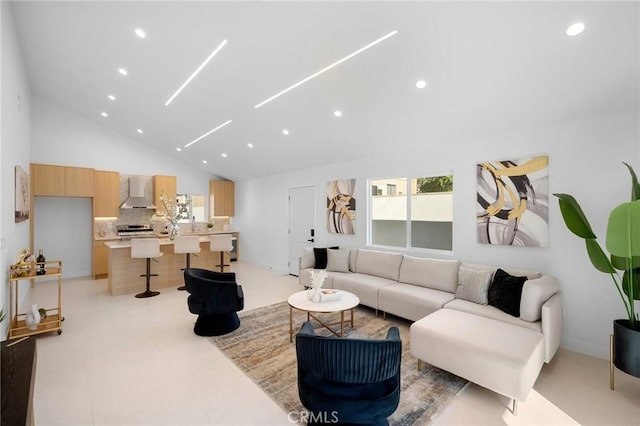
(369, 175), (453, 251)
(176, 194), (206, 223)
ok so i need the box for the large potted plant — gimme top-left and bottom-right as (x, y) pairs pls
(554, 163), (639, 381)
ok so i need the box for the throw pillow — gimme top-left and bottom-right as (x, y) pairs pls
(326, 249), (350, 273)
(455, 267), (494, 305)
(488, 269), (527, 317)
(300, 248), (315, 270)
(313, 246), (339, 269)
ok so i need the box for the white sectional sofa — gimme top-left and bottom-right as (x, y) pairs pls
(298, 247), (563, 412)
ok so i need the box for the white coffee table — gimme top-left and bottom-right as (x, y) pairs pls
(288, 290), (360, 342)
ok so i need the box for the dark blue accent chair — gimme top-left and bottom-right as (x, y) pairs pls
(184, 268), (244, 336)
(295, 322), (402, 426)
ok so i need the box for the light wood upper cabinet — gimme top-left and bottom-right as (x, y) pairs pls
(153, 175), (177, 215)
(32, 164), (94, 197)
(65, 166), (94, 197)
(32, 164), (66, 196)
(94, 170), (120, 217)
(210, 180), (235, 216)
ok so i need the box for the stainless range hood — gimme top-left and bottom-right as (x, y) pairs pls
(120, 176), (156, 209)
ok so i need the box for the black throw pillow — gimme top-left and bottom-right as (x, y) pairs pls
(487, 269), (527, 317)
(313, 246), (339, 269)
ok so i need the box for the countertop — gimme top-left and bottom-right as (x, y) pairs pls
(104, 233), (237, 249)
(95, 230), (238, 241)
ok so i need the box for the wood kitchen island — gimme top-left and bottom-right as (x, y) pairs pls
(106, 237), (230, 296)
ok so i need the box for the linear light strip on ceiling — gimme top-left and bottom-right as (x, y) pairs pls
(184, 119), (232, 148)
(165, 39), (228, 106)
(254, 30), (398, 109)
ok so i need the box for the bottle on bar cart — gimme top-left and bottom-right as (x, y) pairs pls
(36, 249), (46, 275)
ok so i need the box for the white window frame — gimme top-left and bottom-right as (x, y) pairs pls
(367, 174), (454, 254)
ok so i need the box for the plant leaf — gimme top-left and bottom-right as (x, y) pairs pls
(611, 255), (640, 270)
(623, 162), (640, 201)
(606, 200), (640, 258)
(553, 193), (597, 239)
(622, 268), (640, 301)
(586, 239), (616, 273)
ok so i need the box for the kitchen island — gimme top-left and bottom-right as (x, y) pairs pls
(105, 236), (231, 296)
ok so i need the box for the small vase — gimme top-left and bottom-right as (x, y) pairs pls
(24, 303), (41, 331)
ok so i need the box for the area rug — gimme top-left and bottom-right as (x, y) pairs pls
(210, 301), (467, 425)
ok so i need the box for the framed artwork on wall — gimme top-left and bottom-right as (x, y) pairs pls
(327, 179), (356, 234)
(477, 155), (548, 247)
(15, 165), (30, 223)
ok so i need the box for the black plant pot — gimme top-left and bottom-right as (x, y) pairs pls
(613, 319), (640, 378)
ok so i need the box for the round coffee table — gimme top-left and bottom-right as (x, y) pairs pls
(288, 290), (360, 342)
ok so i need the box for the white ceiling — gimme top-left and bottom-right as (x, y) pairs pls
(10, 1), (639, 181)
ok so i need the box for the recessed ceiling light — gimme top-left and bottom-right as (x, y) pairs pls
(101, 112), (108, 118)
(334, 110), (343, 117)
(566, 22), (585, 37)
(416, 80), (427, 89)
(202, 160), (208, 164)
(247, 143), (254, 148)
(221, 153), (228, 158)
(282, 129), (290, 135)
(184, 119), (232, 148)
(165, 39), (228, 106)
(176, 147), (182, 152)
(134, 28), (146, 39)
(108, 94), (116, 101)
(254, 30), (398, 109)
(118, 68), (128, 76)
(137, 129), (143, 134)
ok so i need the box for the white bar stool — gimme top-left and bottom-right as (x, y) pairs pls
(130, 238), (163, 298)
(174, 235), (201, 291)
(209, 234), (232, 273)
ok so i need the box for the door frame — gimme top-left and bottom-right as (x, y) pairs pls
(288, 185), (316, 276)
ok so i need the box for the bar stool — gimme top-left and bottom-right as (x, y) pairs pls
(131, 238), (163, 298)
(209, 234), (232, 273)
(174, 235), (201, 291)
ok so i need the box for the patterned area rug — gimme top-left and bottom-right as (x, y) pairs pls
(210, 301), (467, 425)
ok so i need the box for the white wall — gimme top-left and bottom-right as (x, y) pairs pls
(30, 96), (216, 277)
(1, 2), (33, 339)
(234, 110), (640, 360)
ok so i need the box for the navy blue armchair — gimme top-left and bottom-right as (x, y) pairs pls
(295, 322), (402, 426)
(184, 268), (244, 336)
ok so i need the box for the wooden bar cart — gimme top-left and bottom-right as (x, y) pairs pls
(8, 260), (64, 339)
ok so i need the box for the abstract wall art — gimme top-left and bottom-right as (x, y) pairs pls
(477, 155), (548, 247)
(327, 179), (356, 234)
(15, 165), (30, 223)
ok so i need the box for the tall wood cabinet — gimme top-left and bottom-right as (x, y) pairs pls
(93, 170), (120, 217)
(153, 175), (177, 215)
(31, 164), (94, 197)
(210, 180), (235, 216)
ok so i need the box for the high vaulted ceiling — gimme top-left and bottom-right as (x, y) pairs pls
(10, 1), (639, 181)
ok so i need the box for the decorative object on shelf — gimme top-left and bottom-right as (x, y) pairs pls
(477, 155), (549, 247)
(554, 162), (640, 383)
(159, 191), (179, 240)
(36, 249), (46, 275)
(24, 304), (41, 331)
(14, 165), (29, 223)
(308, 269), (328, 303)
(327, 179), (356, 234)
(38, 308), (47, 320)
(14, 249), (33, 277)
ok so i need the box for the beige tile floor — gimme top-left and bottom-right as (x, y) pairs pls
(21, 261), (640, 425)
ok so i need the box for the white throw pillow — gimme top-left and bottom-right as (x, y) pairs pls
(300, 248), (315, 270)
(326, 249), (350, 273)
(455, 266), (494, 305)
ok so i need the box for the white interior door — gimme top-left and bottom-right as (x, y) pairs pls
(288, 186), (315, 276)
